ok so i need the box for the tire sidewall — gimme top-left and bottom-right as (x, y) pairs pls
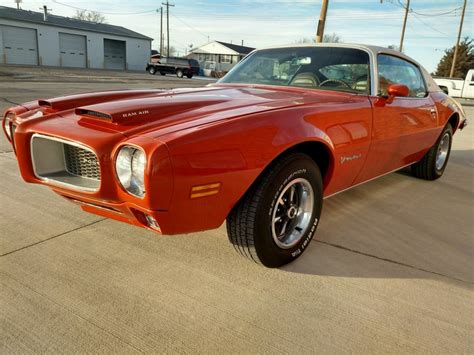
(254, 156), (323, 267)
(148, 67), (156, 75)
(434, 124), (453, 177)
(176, 69), (183, 78)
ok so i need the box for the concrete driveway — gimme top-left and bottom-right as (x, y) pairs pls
(1, 68), (473, 353)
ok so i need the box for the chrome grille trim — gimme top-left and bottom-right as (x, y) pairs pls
(30, 134), (101, 192)
(64, 145), (101, 180)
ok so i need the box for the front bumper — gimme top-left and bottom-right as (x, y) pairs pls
(57, 191), (167, 233)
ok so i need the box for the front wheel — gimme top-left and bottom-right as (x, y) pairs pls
(186, 73), (193, 79)
(226, 153), (323, 267)
(148, 67), (156, 75)
(411, 123), (453, 180)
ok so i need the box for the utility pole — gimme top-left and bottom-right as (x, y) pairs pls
(162, 1), (174, 57)
(315, 0), (329, 43)
(450, 0), (467, 78)
(158, 7), (163, 56)
(399, 0), (410, 52)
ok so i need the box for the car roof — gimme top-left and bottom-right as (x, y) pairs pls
(256, 43), (417, 64)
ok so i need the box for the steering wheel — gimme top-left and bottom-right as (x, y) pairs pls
(319, 79), (351, 89)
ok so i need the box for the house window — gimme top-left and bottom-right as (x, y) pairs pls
(221, 55), (231, 63)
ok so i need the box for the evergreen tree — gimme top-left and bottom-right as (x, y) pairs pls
(435, 37), (473, 78)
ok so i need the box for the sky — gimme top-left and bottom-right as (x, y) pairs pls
(3, 0), (473, 72)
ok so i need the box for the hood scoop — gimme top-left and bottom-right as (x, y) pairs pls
(76, 96), (229, 125)
(75, 108), (113, 121)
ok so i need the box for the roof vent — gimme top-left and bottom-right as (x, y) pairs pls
(41, 5), (50, 21)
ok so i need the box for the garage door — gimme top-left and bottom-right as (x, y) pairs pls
(104, 39), (125, 70)
(1, 25), (38, 65)
(59, 33), (87, 68)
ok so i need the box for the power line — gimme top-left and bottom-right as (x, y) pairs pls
(411, 7), (462, 17)
(171, 14), (208, 39)
(411, 13), (452, 38)
(51, 0), (155, 15)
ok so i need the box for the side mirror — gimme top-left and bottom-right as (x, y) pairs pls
(376, 84), (410, 106)
(388, 84), (409, 98)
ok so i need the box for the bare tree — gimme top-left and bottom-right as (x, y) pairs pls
(161, 46), (177, 57)
(322, 33), (342, 43)
(296, 33), (342, 44)
(74, 9), (106, 23)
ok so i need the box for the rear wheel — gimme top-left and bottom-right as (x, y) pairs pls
(186, 73), (193, 79)
(226, 153), (323, 267)
(176, 69), (184, 78)
(411, 123), (453, 180)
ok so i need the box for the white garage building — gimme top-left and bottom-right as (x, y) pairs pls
(0, 6), (152, 70)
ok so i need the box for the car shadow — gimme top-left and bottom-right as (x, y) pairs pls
(281, 149), (474, 286)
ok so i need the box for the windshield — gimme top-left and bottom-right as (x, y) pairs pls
(220, 47), (371, 94)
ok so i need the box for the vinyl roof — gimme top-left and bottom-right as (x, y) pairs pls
(0, 6), (152, 40)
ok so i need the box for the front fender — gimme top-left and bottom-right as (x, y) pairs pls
(155, 108), (337, 234)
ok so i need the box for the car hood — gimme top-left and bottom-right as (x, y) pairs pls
(35, 85), (354, 138)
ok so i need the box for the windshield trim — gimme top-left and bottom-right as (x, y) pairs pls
(218, 46), (375, 96)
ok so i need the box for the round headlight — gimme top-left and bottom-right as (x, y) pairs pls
(116, 146), (133, 188)
(131, 149), (146, 189)
(3, 112), (15, 140)
(115, 146), (146, 197)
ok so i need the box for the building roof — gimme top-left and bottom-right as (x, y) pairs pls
(216, 41), (255, 54)
(0, 6), (152, 40)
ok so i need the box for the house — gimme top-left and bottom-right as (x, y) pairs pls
(0, 6), (152, 70)
(188, 40), (255, 72)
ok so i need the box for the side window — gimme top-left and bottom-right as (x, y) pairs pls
(319, 64), (370, 93)
(378, 54), (427, 98)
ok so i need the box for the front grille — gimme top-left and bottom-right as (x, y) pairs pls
(64, 145), (100, 180)
(30, 134), (101, 191)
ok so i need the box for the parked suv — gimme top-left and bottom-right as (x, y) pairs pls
(146, 57), (200, 78)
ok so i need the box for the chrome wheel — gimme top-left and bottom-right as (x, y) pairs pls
(436, 132), (450, 170)
(271, 178), (315, 249)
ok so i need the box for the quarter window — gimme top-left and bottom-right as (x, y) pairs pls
(378, 54), (427, 98)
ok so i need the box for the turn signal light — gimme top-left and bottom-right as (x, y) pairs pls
(190, 182), (221, 199)
(145, 214), (161, 232)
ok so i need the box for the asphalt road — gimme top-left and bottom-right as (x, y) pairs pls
(1, 68), (473, 353)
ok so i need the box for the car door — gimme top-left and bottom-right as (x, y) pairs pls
(160, 58), (173, 74)
(354, 54), (439, 183)
(462, 70), (474, 98)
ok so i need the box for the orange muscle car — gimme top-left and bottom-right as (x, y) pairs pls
(3, 44), (468, 267)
